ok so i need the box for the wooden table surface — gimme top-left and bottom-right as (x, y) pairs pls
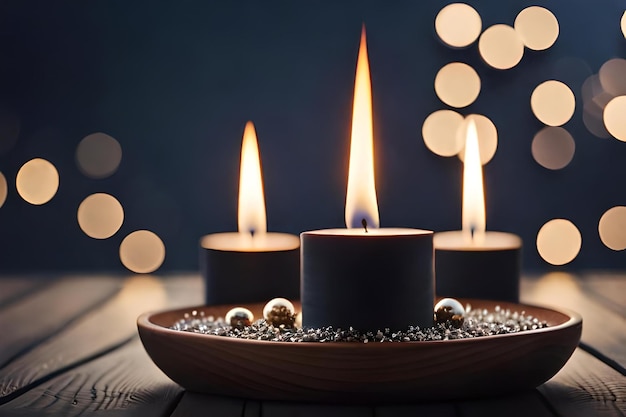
(0, 272), (624, 416)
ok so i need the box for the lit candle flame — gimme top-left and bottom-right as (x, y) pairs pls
(345, 26), (380, 230)
(462, 118), (486, 244)
(238, 121), (267, 237)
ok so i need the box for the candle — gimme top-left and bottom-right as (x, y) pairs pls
(200, 122), (300, 305)
(434, 119), (522, 302)
(301, 28), (434, 331)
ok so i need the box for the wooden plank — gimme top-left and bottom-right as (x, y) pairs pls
(375, 403), (455, 417)
(0, 276), (49, 308)
(160, 273), (204, 309)
(578, 272), (626, 317)
(0, 275), (121, 368)
(261, 402), (373, 417)
(170, 393), (244, 417)
(521, 272), (626, 370)
(0, 338), (182, 417)
(0, 274), (202, 404)
(538, 348), (626, 416)
(243, 400), (261, 417)
(456, 392), (554, 417)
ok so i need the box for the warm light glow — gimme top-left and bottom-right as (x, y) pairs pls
(514, 6), (559, 51)
(77, 193), (124, 239)
(621, 11), (626, 39)
(531, 80), (576, 127)
(238, 121), (267, 236)
(119, 230), (166, 273)
(0, 172), (6, 208)
(536, 219), (581, 265)
(457, 114), (498, 165)
(462, 119), (485, 244)
(422, 109), (464, 157)
(478, 24), (524, 70)
(345, 27), (379, 230)
(434, 62), (481, 108)
(604, 96), (626, 142)
(435, 3), (482, 48)
(599, 206), (626, 251)
(16, 158), (59, 205)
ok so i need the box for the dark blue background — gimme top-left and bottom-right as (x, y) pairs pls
(0, 0), (624, 273)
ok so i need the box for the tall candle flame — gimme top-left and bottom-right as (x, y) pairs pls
(462, 118), (486, 244)
(238, 121), (267, 236)
(345, 26), (380, 230)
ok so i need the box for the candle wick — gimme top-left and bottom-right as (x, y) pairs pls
(470, 225), (475, 242)
(250, 229), (255, 238)
(361, 218), (368, 233)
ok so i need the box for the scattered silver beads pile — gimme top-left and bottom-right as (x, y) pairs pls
(170, 303), (548, 343)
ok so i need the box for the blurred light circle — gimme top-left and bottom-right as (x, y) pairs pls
(478, 24), (524, 70)
(531, 127), (575, 170)
(16, 158), (59, 205)
(621, 11), (626, 39)
(599, 206), (626, 251)
(457, 114), (498, 165)
(77, 193), (124, 239)
(422, 110), (464, 157)
(514, 6), (559, 51)
(434, 62), (481, 108)
(583, 103), (611, 139)
(603, 95), (626, 142)
(581, 74), (605, 103)
(0, 172), (7, 208)
(422, 110), (463, 156)
(120, 230), (166, 273)
(536, 219), (581, 265)
(76, 132), (122, 179)
(598, 58), (626, 96)
(531, 80), (576, 126)
(581, 74), (612, 138)
(435, 3), (482, 48)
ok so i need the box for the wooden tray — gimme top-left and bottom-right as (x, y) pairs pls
(137, 300), (581, 403)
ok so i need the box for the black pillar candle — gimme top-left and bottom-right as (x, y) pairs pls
(301, 229), (434, 331)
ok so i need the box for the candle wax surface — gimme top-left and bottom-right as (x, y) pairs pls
(434, 231), (521, 251)
(200, 232), (300, 252)
(306, 228), (432, 237)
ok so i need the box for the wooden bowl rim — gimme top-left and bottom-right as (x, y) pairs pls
(137, 299), (582, 349)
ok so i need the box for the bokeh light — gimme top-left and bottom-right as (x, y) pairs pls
(434, 62), (481, 108)
(531, 80), (576, 126)
(581, 74), (612, 138)
(435, 3), (482, 48)
(457, 114), (498, 165)
(622, 11), (626, 39)
(16, 158), (59, 205)
(76, 132), (122, 179)
(599, 206), (626, 251)
(422, 109), (464, 157)
(603, 95), (626, 142)
(77, 193), (124, 239)
(0, 109), (20, 156)
(598, 58), (626, 96)
(478, 24), (524, 70)
(514, 6), (559, 51)
(531, 127), (575, 170)
(0, 172), (7, 208)
(536, 219), (582, 265)
(120, 230), (166, 273)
